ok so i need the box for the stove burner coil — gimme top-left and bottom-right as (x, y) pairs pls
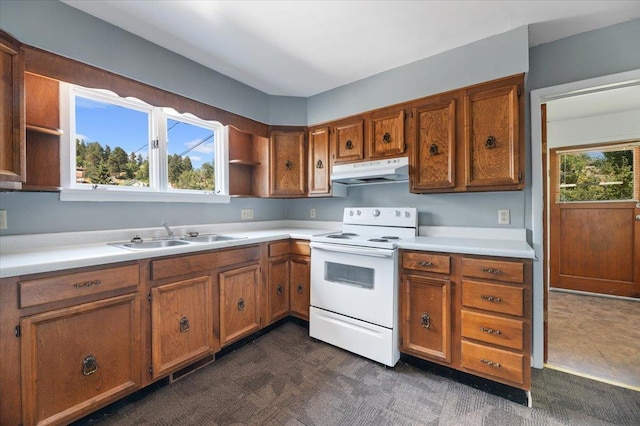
(381, 236), (400, 240)
(368, 238), (389, 242)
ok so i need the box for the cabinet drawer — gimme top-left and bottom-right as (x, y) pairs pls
(290, 240), (310, 256)
(461, 257), (523, 283)
(461, 340), (524, 385)
(461, 310), (524, 350)
(19, 264), (139, 309)
(402, 252), (450, 274)
(462, 280), (524, 316)
(269, 240), (290, 257)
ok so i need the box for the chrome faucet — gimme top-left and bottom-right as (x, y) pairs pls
(161, 221), (174, 239)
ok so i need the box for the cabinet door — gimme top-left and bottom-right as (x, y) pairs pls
(20, 294), (141, 426)
(151, 276), (213, 379)
(333, 119), (364, 164)
(0, 31), (25, 189)
(270, 130), (306, 196)
(267, 256), (290, 324)
(369, 109), (405, 158)
(464, 80), (522, 188)
(289, 256), (310, 320)
(308, 127), (330, 195)
(411, 99), (456, 191)
(219, 264), (261, 346)
(401, 274), (451, 363)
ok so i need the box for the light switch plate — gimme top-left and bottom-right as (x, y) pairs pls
(310, 208), (316, 218)
(0, 210), (7, 230)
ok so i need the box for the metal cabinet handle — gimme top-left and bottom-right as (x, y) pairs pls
(429, 143), (439, 155)
(296, 284), (304, 294)
(635, 214), (640, 221)
(179, 316), (190, 333)
(420, 313), (431, 329)
(480, 326), (501, 335)
(316, 159), (324, 169)
(285, 160), (292, 170)
(418, 261), (433, 267)
(485, 136), (496, 149)
(480, 358), (501, 368)
(277, 284), (284, 296)
(480, 267), (502, 275)
(73, 280), (101, 289)
(480, 295), (502, 302)
(382, 132), (391, 144)
(237, 298), (245, 311)
(345, 140), (353, 150)
(82, 355), (98, 376)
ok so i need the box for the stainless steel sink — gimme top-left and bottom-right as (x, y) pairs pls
(179, 234), (244, 243)
(109, 239), (191, 250)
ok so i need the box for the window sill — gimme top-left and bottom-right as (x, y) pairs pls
(59, 188), (231, 204)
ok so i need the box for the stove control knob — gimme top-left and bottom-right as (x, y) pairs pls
(394, 210), (401, 217)
(356, 209), (362, 216)
(404, 211), (411, 218)
(372, 209), (380, 217)
(348, 210), (354, 216)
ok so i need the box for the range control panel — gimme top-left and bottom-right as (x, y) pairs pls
(342, 207), (418, 228)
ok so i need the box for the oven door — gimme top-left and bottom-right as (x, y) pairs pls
(310, 241), (398, 328)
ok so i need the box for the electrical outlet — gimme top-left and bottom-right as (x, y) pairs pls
(310, 208), (316, 218)
(0, 210), (6, 230)
(241, 209), (253, 220)
(498, 209), (510, 225)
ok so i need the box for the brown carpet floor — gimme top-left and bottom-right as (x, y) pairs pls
(92, 322), (640, 425)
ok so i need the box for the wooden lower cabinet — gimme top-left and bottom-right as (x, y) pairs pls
(219, 263), (262, 346)
(267, 256), (290, 324)
(401, 250), (532, 390)
(289, 256), (310, 320)
(401, 274), (451, 363)
(20, 293), (141, 426)
(151, 276), (214, 380)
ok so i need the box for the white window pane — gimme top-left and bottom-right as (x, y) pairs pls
(74, 96), (150, 187)
(166, 118), (215, 191)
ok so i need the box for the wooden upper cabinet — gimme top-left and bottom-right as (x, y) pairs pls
(270, 130), (306, 197)
(332, 118), (364, 164)
(369, 109), (405, 158)
(464, 75), (523, 188)
(0, 30), (26, 189)
(410, 97), (456, 192)
(308, 126), (330, 195)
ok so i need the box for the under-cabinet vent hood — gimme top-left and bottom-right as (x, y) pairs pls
(330, 157), (409, 185)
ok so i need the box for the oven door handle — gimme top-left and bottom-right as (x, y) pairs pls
(310, 242), (395, 258)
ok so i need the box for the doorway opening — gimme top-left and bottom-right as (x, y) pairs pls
(536, 79), (640, 390)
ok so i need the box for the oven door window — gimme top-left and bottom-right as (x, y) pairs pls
(325, 261), (374, 289)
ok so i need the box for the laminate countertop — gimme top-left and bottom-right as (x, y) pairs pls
(0, 222), (535, 278)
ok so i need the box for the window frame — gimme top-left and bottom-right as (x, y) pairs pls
(59, 82), (230, 203)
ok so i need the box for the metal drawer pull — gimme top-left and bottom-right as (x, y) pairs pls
(480, 267), (502, 274)
(179, 316), (190, 333)
(429, 143), (439, 155)
(485, 136), (497, 149)
(285, 160), (292, 170)
(73, 280), (101, 289)
(297, 284), (304, 294)
(345, 140), (354, 150)
(82, 355), (98, 376)
(382, 132), (392, 143)
(237, 298), (245, 311)
(418, 261), (434, 267)
(480, 358), (501, 368)
(480, 295), (502, 302)
(480, 327), (501, 335)
(277, 284), (284, 296)
(420, 313), (431, 329)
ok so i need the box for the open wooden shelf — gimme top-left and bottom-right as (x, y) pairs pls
(26, 124), (63, 136)
(229, 159), (260, 166)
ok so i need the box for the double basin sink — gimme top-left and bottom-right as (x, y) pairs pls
(110, 234), (244, 251)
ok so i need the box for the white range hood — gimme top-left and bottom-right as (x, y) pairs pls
(330, 157), (409, 185)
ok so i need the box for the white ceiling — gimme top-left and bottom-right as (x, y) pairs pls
(63, 1), (640, 97)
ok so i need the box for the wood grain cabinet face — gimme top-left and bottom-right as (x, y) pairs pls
(333, 119), (364, 164)
(464, 81), (521, 188)
(369, 110), (405, 158)
(267, 256), (290, 324)
(401, 274), (451, 363)
(270, 130), (306, 197)
(20, 294), (141, 426)
(0, 30), (26, 189)
(308, 127), (331, 195)
(219, 264), (261, 346)
(411, 99), (456, 191)
(289, 256), (310, 320)
(151, 276), (214, 379)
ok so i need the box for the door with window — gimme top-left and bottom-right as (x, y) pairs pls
(550, 143), (640, 298)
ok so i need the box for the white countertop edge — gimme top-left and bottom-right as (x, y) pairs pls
(418, 226), (526, 241)
(399, 236), (535, 259)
